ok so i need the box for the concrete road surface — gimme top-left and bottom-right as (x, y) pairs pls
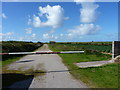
(8, 44), (88, 88)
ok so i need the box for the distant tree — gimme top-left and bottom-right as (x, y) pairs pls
(49, 41), (56, 44)
(37, 41), (42, 44)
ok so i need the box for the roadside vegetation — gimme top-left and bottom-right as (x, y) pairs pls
(0, 41), (43, 67)
(1, 41), (44, 88)
(49, 43), (118, 88)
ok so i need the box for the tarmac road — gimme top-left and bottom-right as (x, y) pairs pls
(8, 44), (88, 88)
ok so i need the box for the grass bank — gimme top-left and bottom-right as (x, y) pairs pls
(48, 43), (118, 88)
(2, 41), (43, 61)
(0, 56), (23, 67)
(1, 41), (43, 67)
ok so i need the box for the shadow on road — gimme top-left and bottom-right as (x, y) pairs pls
(16, 60), (34, 63)
(2, 73), (34, 89)
(33, 68), (82, 74)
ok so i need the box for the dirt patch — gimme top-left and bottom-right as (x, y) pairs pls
(75, 60), (114, 68)
(2, 66), (45, 76)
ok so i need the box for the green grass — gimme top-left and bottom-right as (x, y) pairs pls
(49, 43), (112, 62)
(0, 56), (23, 67)
(49, 44), (118, 88)
(69, 64), (118, 88)
(59, 53), (111, 63)
(1, 42), (43, 67)
(62, 43), (112, 53)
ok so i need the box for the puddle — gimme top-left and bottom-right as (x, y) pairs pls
(2, 73), (34, 89)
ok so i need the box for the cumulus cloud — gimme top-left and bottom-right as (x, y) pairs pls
(30, 5), (67, 29)
(80, 2), (99, 23)
(67, 24), (101, 38)
(28, 18), (32, 25)
(60, 33), (63, 37)
(74, 0), (95, 3)
(1, 13), (7, 19)
(25, 28), (32, 34)
(0, 32), (14, 40)
(43, 33), (49, 39)
(0, 32), (14, 36)
(66, 1), (101, 39)
(42, 33), (58, 40)
(31, 33), (36, 38)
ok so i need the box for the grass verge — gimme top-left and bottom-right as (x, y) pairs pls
(1, 46), (43, 68)
(0, 56), (23, 68)
(48, 44), (118, 88)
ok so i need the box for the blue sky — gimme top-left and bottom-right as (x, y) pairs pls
(1, 2), (118, 42)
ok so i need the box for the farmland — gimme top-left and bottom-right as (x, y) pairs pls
(1, 41), (118, 88)
(57, 42), (112, 53)
(49, 42), (118, 88)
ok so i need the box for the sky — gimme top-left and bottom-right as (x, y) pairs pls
(1, 2), (118, 42)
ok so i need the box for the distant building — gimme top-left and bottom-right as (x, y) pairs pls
(49, 41), (56, 44)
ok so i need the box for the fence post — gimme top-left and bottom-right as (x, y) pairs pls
(112, 41), (120, 59)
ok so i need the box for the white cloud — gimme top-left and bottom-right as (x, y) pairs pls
(0, 32), (14, 40)
(74, 0), (95, 3)
(25, 28), (32, 34)
(0, 32), (14, 36)
(80, 2), (99, 23)
(54, 36), (58, 39)
(42, 33), (58, 40)
(18, 34), (40, 41)
(2, 13), (7, 19)
(43, 33), (50, 39)
(31, 33), (36, 38)
(31, 5), (67, 29)
(33, 15), (41, 27)
(60, 33), (63, 37)
(28, 18), (32, 25)
(66, 1), (101, 39)
(67, 24), (101, 38)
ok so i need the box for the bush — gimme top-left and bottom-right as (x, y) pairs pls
(1, 41), (43, 61)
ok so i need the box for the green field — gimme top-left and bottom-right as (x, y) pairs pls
(59, 42), (112, 53)
(49, 43), (118, 88)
